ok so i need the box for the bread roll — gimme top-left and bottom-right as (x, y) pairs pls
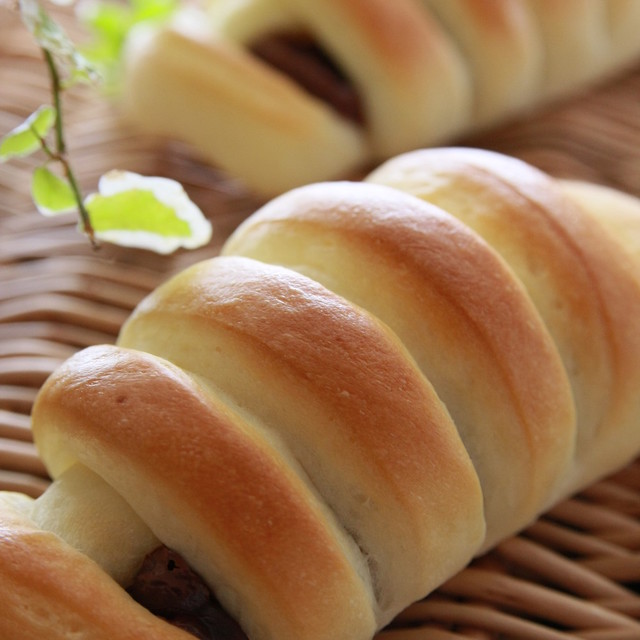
(2, 148), (640, 640)
(122, 0), (640, 193)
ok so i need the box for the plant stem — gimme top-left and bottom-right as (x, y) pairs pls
(42, 47), (98, 247)
(44, 48), (65, 154)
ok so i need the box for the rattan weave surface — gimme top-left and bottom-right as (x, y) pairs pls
(1, 5), (639, 639)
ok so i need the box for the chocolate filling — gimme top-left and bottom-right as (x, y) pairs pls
(127, 546), (248, 640)
(250, 31), (364, 125)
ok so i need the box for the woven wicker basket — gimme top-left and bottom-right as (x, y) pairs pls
(1, 6), (639, 639)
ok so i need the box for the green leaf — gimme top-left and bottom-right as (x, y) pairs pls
(32, 165), (77, 215)
(84, 171), (212, 254)
(0, 105), (56, 161)
(87, 190), (189, 234)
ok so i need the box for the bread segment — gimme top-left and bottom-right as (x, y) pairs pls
(523, 0), (610, 97)
(122, 13), (367, 195)
(418, 0), (542, 125)
(560, 180), (640, 278)
(272, 0), (471, 156)
(29, 463), (160, 587)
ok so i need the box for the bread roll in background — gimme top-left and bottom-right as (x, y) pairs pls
(1, 147), (640, 640)
(121, 0), (640, 194)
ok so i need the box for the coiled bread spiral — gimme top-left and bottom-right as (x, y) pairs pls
(1, 148), (640, 640)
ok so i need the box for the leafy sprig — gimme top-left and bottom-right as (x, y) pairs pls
(1, 0), (212, 254)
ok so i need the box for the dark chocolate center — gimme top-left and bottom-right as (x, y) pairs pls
(250, 31), (364, 125)
(127, 546), (248, 640)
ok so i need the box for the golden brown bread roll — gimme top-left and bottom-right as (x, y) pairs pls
(121, 0), (640, 194)
(1, 148), (640, 640)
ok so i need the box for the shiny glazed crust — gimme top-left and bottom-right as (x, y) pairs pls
(121, 0), (640, 193)
(365, 148), (640, 497)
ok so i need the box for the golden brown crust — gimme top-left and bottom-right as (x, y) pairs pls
(556, 179), (640, 490)
(31, 344), (378, 640)
(118, 256), (485, 623)
(0, 494), (193, 640)
(366, 148), (640, 498)
(222, 183), (576, 547)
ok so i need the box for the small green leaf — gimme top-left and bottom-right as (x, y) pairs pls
(84, 171), (212, 254)
(32, 165), (77, 216)
(0, 105), (56, 161)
